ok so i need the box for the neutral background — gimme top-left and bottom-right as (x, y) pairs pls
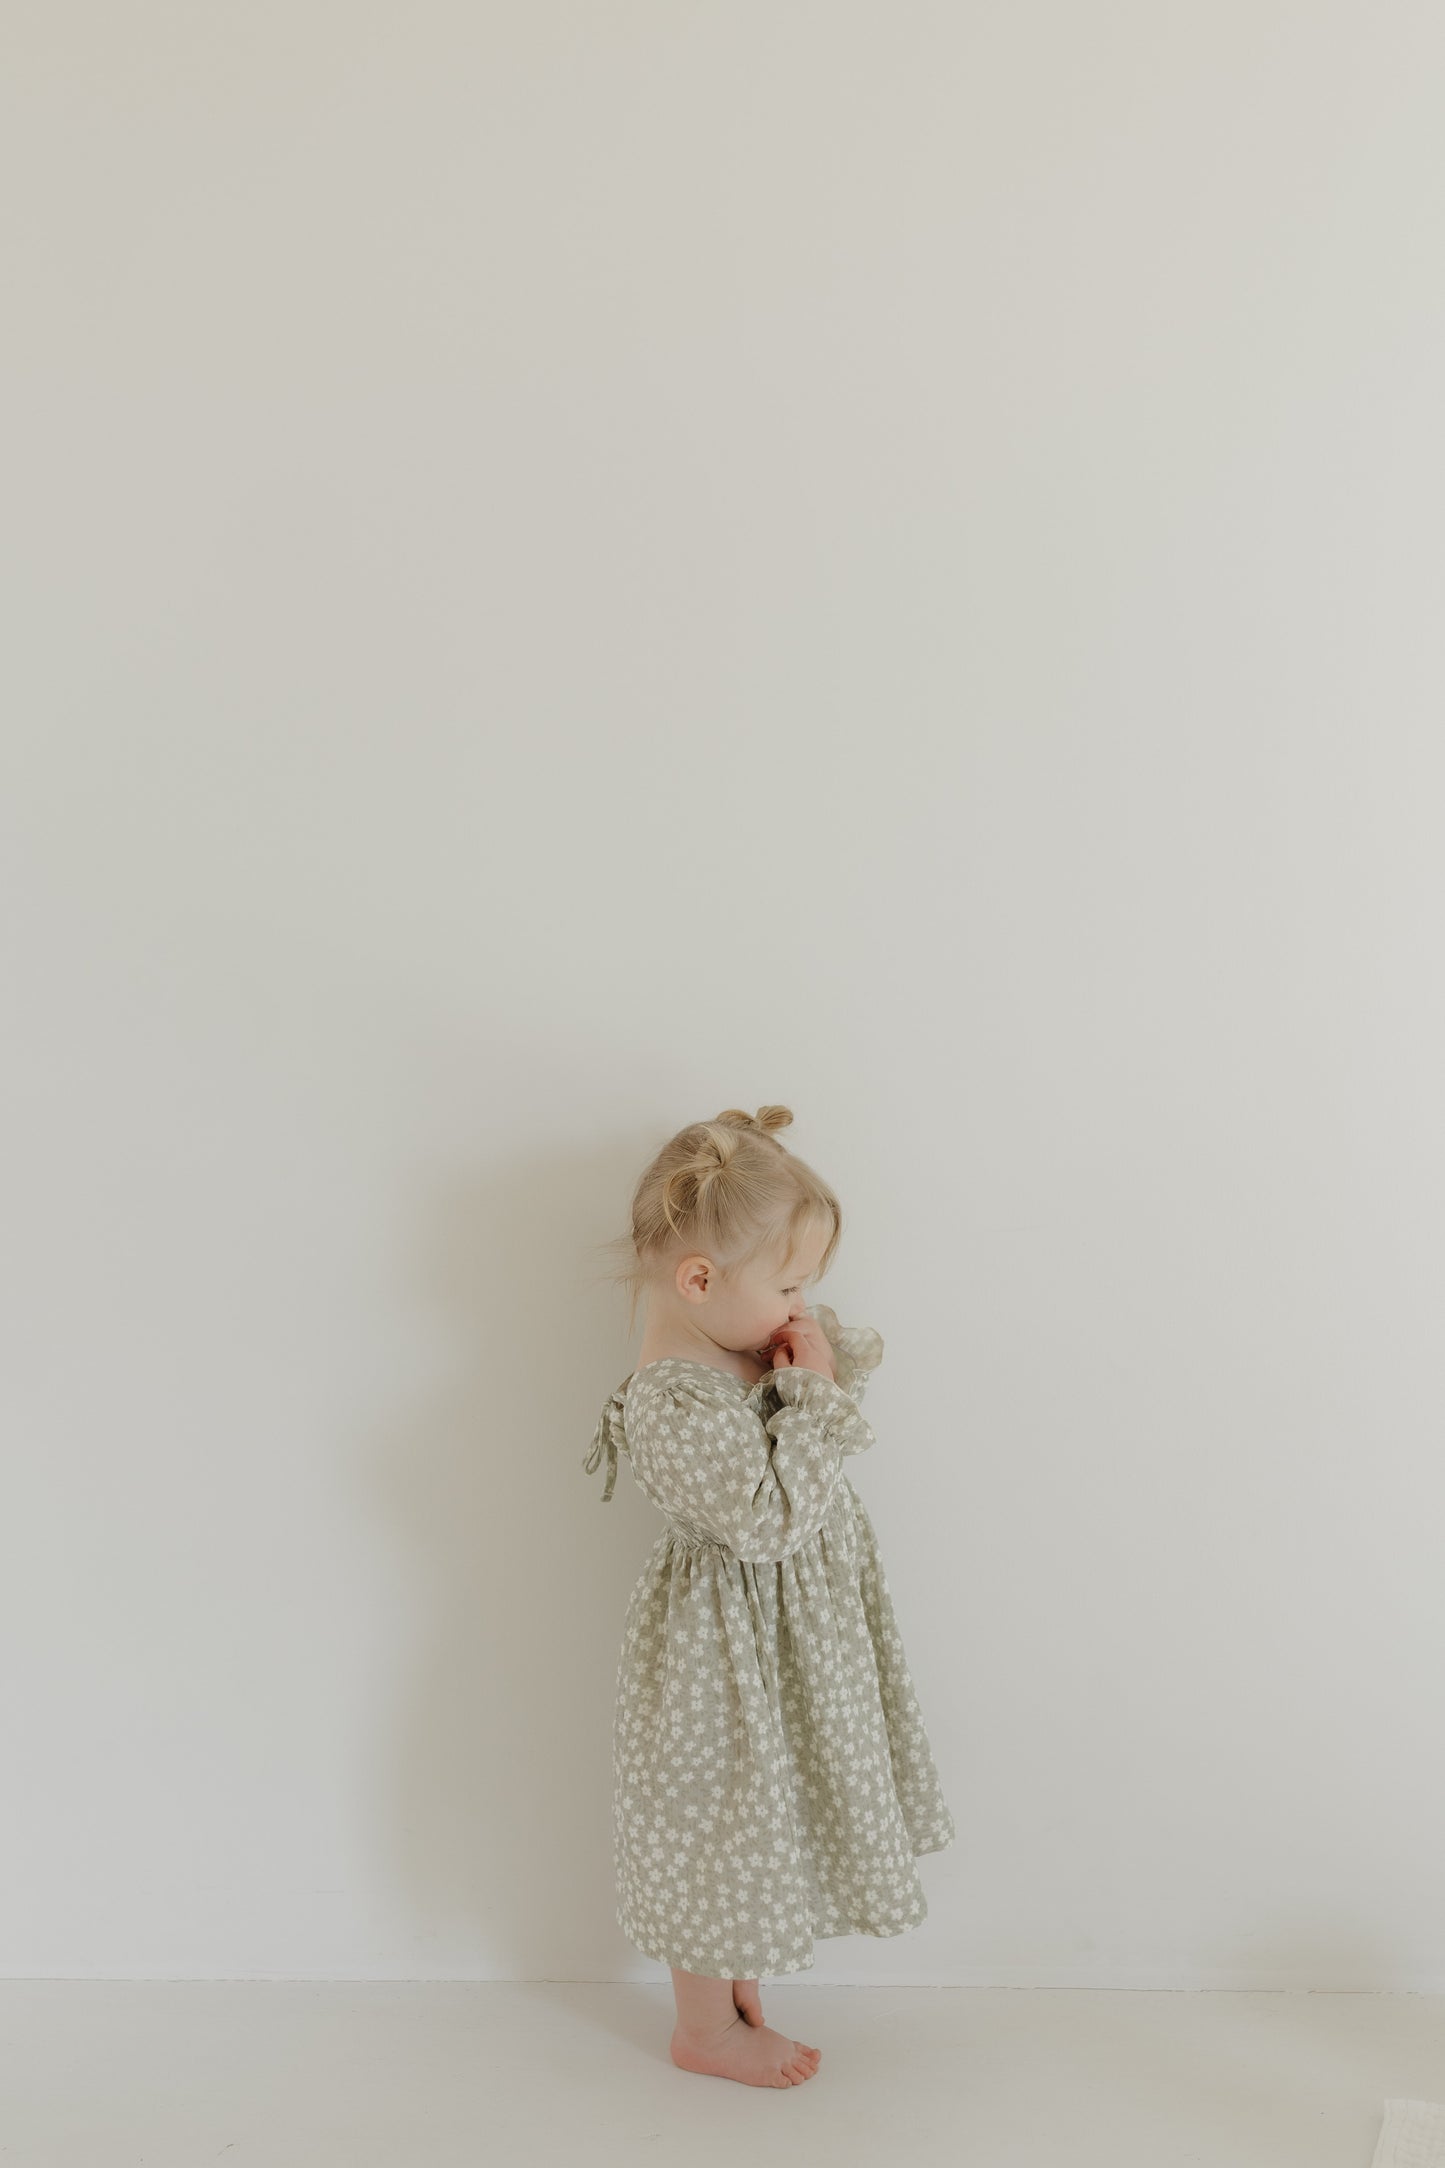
(4, 3), (1442, 1991)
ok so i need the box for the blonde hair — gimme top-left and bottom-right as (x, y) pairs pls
(593, 1104), (843, 1340)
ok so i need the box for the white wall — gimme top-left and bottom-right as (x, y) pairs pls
(5, 2), (1443, 1988)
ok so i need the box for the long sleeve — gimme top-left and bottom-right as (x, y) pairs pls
(624, 1362), (876, 1565)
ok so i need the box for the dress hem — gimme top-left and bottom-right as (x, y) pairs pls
(620, 1903), (946, 1981)
(616, 1832), (957, 1979)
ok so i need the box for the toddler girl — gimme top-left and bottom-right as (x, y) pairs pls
(584, 1104), (955, 2087)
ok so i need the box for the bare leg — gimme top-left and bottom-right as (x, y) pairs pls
(669, 1966), (822, 2089)
(733, 1976), (764, 2026)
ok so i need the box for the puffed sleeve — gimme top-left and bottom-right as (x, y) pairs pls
(624, 1361), (876, 1564)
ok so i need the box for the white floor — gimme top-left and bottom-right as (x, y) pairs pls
(4, 1980), (1443, 2166)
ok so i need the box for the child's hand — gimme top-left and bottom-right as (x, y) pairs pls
(766, 1314), (837, 1382)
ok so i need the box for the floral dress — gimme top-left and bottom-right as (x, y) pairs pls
(583, 1305), (956, 1980)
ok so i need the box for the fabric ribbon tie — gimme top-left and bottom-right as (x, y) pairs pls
(583, 1388), (627, 1502)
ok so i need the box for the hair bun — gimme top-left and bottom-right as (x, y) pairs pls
(716, 1104), (793, 1137)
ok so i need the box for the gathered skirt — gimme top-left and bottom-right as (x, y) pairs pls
(609, 1474), (956, 1979)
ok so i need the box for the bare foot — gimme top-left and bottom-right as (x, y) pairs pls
(671, 2011), (822, 2087)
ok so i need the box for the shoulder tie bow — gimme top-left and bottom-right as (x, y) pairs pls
(583, 1383), (630, 1502)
